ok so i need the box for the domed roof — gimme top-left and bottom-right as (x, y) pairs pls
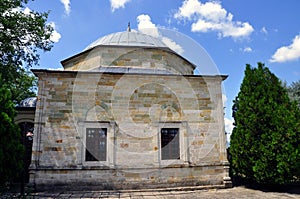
(19, 97), (37, 107)
(84, 31), (168, 50)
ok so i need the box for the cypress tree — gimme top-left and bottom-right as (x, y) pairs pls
(230, 63), (300, 185)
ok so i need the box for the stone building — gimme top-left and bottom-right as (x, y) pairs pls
(29, 29), (231, 190)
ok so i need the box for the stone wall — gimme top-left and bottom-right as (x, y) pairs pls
(61, 47), (195, 75)
(30, 70), (230, 190)
(31, 165), (227, 191)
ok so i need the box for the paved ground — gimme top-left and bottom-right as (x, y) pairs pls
(2, 186), (300, 199)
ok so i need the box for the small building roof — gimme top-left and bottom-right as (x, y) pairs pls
(18, 97), (37, 108)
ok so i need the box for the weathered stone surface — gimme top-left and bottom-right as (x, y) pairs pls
(30, 70), (229, 190)
(62, 47), (194, 75)
(30, 33), (229, 190)
(4, 187), (299, 198)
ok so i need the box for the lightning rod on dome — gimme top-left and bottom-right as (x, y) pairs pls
(127, 22), (131, 32)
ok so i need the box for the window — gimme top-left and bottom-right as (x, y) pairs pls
(161, 128), (180, 160)
(85, 128), (107, 161)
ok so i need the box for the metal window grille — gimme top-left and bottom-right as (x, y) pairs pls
(161, 128), (180, 160)
(86, 128), (107, 161)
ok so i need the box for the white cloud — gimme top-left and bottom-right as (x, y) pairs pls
(242, 47), (252, 53)
(224, 117), (234, 144)
(222, 94), (227, 107)
(23, 7), (31, 15)
(270, 34), (300, 63)
(174, 0), (202, 19)
(261, 26), (268, 34)
(137, 14), (160, 37)
(137, 14), (184, 55)
(5, 6), (34, 17)
(224, 118), (234, 134)
(244, 47), (252, 52)
(222, 94), (234, 144)
(6, 7), (22, 15)
(110, 0), (131, 12)
(162, 37), (184, 54)
(49, 22), (61, 43)
(22, 7), (35, 18)
(50, 30), (61, 43)
(60, 0), (71, 15)
(175, 0), (254, 39)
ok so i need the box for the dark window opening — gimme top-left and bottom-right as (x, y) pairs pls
(161, 128), (180, 160)
(86, 128), (107, 161)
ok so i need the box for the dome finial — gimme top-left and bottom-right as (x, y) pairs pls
(127, 22), (131, 32)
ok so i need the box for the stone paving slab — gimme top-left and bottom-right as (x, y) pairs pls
(1, 187), (300, 198)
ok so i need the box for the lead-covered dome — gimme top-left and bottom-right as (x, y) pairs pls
(19, 97), (37, 107)
(61, 29), (195, 75)
(84, 31), (168, 50)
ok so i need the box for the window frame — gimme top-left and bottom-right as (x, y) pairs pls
(158, 122), (188, 166)
(80, 121), (116, 167)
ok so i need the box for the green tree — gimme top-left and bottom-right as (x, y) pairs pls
(230, 63), (300, 185)
(0, 75), (24, 188)
(0, 0), (54, 187)
(0, 0), (53, 104)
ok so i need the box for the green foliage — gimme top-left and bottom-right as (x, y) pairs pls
(230, 63), (300, 185)
(0, 0), (54, 187)
(0, 0), (53, 104)
(0, 75), (24, 187)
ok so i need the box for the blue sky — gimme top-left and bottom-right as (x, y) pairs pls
(25, 0), (300, 138)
